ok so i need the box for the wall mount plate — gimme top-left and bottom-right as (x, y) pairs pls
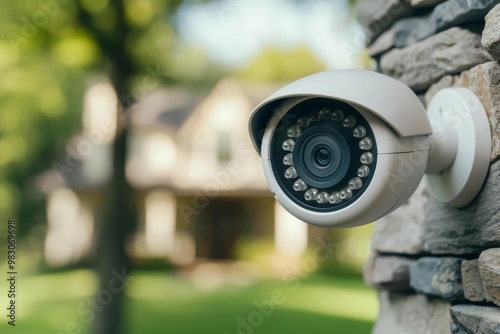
(425, 88), (491, 207)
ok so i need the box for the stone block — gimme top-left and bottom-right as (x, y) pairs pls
(461, 259), (491, 302)
(369, 29), (395, 57)
(482, 4), (500, 60)
(381, 27), (492, 92)
(409, 257), (465, 301)
(374, 291), (452, 334)
(357, 0), (414, 43)
(393, 0), (498, 47)
(364, 253), (414, 291)
(450, 305), (500, 333)
(394, 13), (435, 48)
(422, 160), (500, 256)
(479, 248), (500, 306)
(433, 0), (499, 31)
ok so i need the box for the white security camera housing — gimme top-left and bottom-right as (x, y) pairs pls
(249, 70), (491, 228)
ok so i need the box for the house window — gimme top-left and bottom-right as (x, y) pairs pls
(217, 132), (231, 163)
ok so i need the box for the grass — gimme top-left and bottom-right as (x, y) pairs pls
(0, 270), (377, 334)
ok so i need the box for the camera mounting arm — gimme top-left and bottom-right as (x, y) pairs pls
(424, 88), (491, 207)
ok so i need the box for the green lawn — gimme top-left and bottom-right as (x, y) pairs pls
(1, 270), (377, 334)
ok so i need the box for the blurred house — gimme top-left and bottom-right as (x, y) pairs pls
(36, 78), (312, 268)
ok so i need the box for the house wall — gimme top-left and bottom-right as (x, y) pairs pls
(357, 1), (500, 333)
(172, 78), (269, 194)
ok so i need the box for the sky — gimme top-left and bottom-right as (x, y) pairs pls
(176, 0), (366, 70)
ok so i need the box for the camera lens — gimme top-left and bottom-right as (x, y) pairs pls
(270, 98), (377, 212)
(294, 127), (350, 189)
(316, 149), (330, 166)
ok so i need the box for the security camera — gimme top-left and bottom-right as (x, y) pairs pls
(249, 70), (491, 228)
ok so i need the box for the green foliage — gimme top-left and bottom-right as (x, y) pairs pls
(237, 45), (327, 83)
(0, 0), (189, 238)
(0, 1), (90, 236)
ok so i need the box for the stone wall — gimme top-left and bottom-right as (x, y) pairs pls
(357, 0), (500, 333)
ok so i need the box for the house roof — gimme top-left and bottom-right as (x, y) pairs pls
(130, 87), (203, 132)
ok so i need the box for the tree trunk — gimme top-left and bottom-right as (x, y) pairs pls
(76, 1), (180, 332)
(91, 126), (131, 334)
(85, 1), (135, 333)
